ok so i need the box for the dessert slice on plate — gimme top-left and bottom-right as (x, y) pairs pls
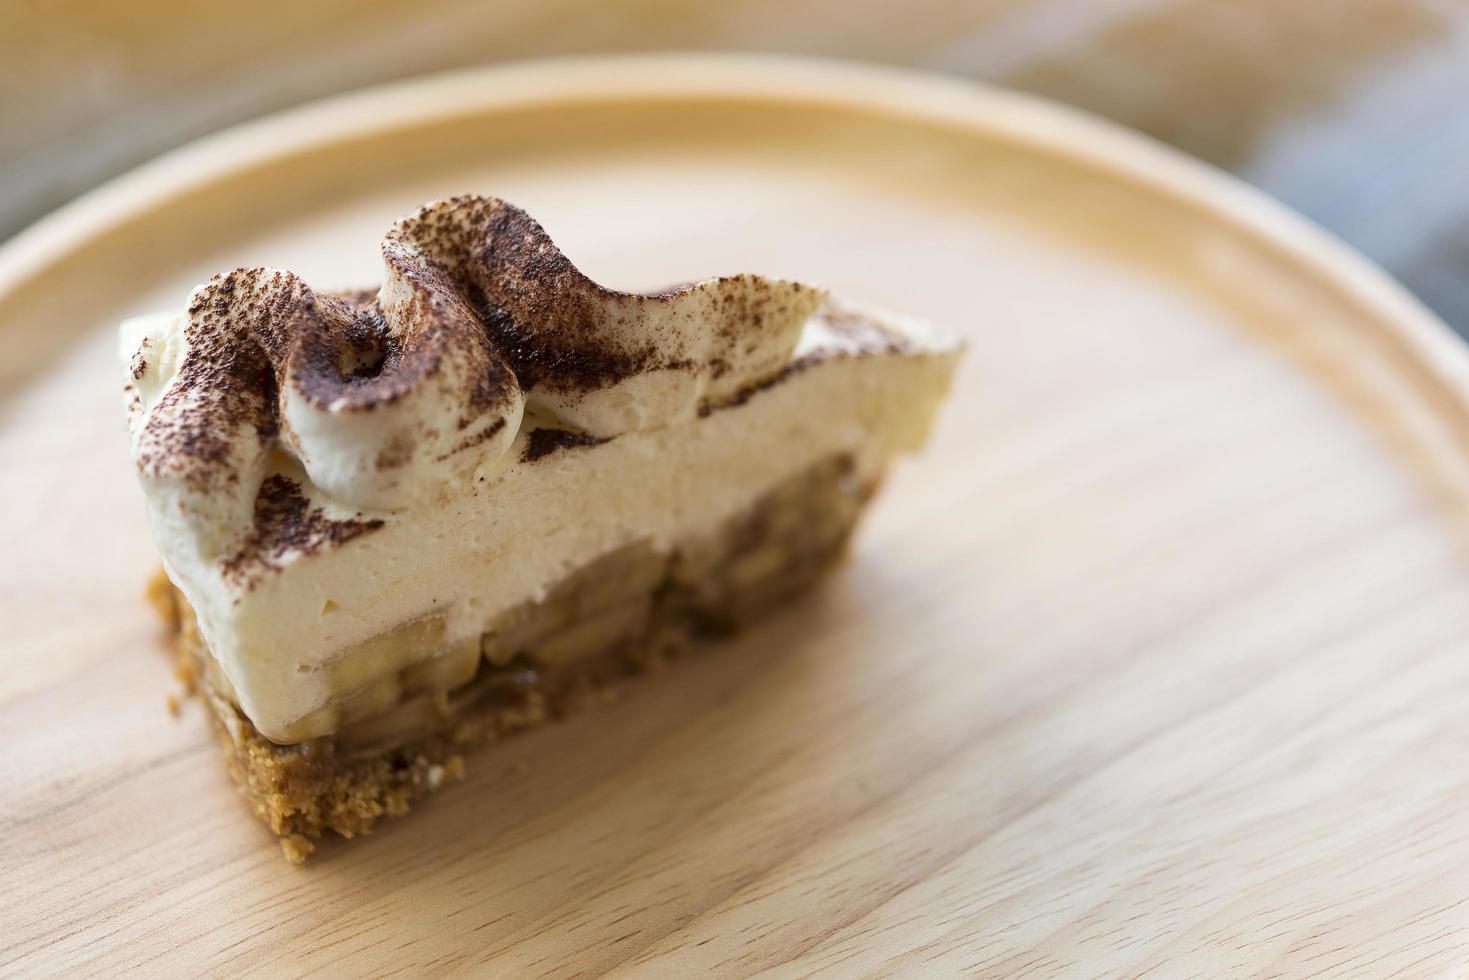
(122, 195), (962, 862)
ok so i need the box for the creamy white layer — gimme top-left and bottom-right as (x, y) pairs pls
(125, 303), (957, 741)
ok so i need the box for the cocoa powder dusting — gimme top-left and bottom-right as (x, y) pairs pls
(221, 475), (384, 586)
(522, 427), (609, 462)
(132, 195), (846, 584)
(698, 302), (912, 417)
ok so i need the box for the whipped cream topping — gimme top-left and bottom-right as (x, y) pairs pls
(126, 196), (821, 519)
(123, 195), (962, 741)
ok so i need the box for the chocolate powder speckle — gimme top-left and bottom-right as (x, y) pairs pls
(522, 427), (609, 462)
(221, 475), (384, 587)
(130, 338), (151, 380)
(698, 302), (912, 417)
(438, 417), (507, 462)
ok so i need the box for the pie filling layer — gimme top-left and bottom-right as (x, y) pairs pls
(157, 453), (874, 861)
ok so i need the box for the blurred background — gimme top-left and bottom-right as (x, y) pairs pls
(4, 0), (1468, 331)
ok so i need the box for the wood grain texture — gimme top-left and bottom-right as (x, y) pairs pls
(3, 60), (1469, 976)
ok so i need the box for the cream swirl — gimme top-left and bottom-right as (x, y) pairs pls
(123, 195), (824, 562)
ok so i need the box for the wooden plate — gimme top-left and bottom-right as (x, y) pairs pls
(6, 55), (1469, 974)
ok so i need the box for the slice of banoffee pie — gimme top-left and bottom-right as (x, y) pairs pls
(121, 196), (961, 862)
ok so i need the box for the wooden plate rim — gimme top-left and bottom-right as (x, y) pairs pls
(1, 52), (1463, 431)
